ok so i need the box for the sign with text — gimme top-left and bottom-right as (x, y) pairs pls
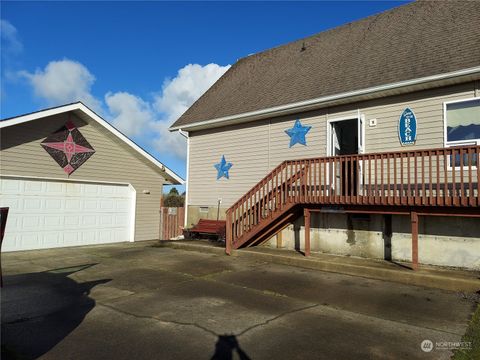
(398, 108), (417, 146)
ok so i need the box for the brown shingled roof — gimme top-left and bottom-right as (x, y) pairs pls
(171, 1), (480, 129)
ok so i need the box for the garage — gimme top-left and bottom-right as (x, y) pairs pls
(1, 177), (135, 251)
(0, 102), (183, 251)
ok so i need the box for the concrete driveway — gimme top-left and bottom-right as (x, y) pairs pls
(1, 241), (476, 360)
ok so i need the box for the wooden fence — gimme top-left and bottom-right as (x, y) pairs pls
(160, 207), (185, 240)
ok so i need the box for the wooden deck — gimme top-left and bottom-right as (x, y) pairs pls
(225, 145), (480, 268)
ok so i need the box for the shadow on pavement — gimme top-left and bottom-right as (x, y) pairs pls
(211, 335), (251, 360)
(1, 264), (110, 360)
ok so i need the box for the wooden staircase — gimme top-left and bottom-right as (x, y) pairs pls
(225, 145), (480, 254)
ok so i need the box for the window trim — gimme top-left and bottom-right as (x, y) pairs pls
(443, 96), (480, 146)
(443, 97), (480, 170)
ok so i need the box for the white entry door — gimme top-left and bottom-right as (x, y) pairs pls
(0, 177), (135, 252)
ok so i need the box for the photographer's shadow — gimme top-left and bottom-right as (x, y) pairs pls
(211, 335), (251, 360)
(1, 264), (109, 360)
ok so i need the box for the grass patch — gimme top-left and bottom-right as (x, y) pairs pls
(452, 302), (480, 360)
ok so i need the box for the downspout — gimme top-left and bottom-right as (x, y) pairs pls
(178, 129), (190, 228)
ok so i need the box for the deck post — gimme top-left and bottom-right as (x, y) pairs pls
(304, 208), (311, 257)
(226, 211), (232, 255)
(411, 211), (419, 270)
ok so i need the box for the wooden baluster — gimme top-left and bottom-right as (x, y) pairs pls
(400, 153), (404, 205)
(358, 155), (362, 204)
(386, 153), (390, 205)
(460, 147), (465, 206)
(310, 159), (314, 203)
(414, 151), (418, 205)
(436, 150), (440, 206)
(452, 148), (457, 206)
(428, 151), (433, 206)
(270, 170), (274, 214)
(367, 155), (373, 204)
(294, 161), (298, 203)
(279, 163), (283, 210)
(380, 154), (384, 205)
(267, 173), (271, 218)
(374, 154), (378, 204)
(226, 210), (232, 254)
(233, 206), (237, 240)
(407, 152), (412, 205)
(393, 153), (397, 205)
(312, 159), (316, 203)
(240, 197), (244, 237)
(350, 156), (355, 204)
(335, 158), (340, 204)
(300, 161), (304, 203)
(323, 159), (327, 203)
(275, 168), (279, 212)
(316, 158), (320, 203)
(468, 147), (474, 206)
(444, 149), (450, 206)
(303, 160), (307, 204)
(289, 161), (294, 204)
(421, 151), (426, 205)
(339, 157), (343, 204)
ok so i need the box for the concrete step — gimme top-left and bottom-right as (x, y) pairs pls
(156, 240), (480, 293)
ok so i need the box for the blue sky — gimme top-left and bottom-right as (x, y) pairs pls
(1, 1), (407, 192)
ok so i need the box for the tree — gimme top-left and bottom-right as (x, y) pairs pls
(163, 187), (184, 207)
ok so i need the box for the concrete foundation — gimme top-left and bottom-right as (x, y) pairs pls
(264, 213), (480, 270)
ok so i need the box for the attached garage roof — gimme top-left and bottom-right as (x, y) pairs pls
(0, 102), (184, 185)
(171, 1), (480, 130)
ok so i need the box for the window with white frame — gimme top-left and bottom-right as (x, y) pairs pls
(444, 98), (480, 167)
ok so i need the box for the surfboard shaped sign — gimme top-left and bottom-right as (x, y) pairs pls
(398, 107), (417, 146)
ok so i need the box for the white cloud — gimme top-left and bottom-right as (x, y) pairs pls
(151, 63), (230, 158)
(0, 19), (23, 55)
(107, 63), (230, 159)
(105, 92), (154, 137)
(154, 63), (230, 122)
(20, 60), (230, 160)
(19, 59), (102, 112)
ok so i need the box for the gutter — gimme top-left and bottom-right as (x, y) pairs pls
(169, 66), (480, 132)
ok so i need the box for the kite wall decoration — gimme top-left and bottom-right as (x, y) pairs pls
(41, 120), (95, 175)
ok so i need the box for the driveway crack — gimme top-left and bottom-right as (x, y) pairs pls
(97, 301), (320, 338)
(97, 302), (218, 337)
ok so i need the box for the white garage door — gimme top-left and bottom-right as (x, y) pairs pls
(0, 177), (135, 252)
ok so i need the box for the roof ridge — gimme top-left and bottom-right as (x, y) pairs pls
(237, 1), (416, 63)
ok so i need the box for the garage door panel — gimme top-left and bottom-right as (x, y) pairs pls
(45, 181), (64, 194)
(1, 178), (134, 252)
(24, 181), (43, 193)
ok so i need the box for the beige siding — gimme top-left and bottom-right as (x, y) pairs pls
(188, 120), (269, 207)
(361, 82), (476, 153)
(0, 112), (165, 241)
(188, 82), (478, 211)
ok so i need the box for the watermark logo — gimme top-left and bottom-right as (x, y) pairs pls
(421, 339), (472, 352)
(421, 340), (433, 353)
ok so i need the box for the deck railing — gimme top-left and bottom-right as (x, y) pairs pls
(226, 145), (479, 248)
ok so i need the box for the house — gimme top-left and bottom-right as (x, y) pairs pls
(0, 102), (183, 251)
(170, 1), (480, 270)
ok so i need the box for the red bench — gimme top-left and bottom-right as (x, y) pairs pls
(184, 219), (226, 241)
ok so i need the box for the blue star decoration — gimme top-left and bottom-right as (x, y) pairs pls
(214, 155), (233, 179)
(285, 119), (312, 147)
